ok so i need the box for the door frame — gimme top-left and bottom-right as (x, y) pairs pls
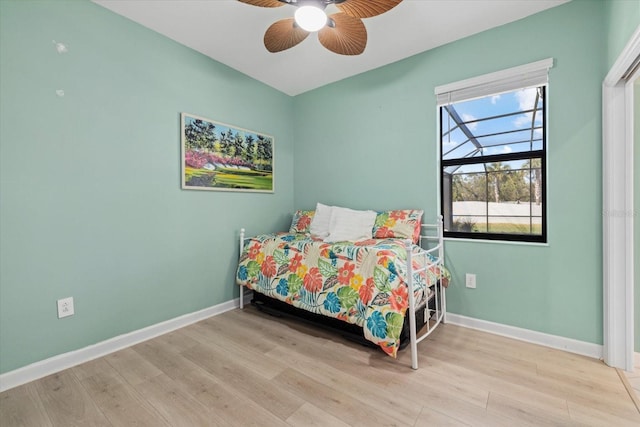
(602, 27), (639, 371)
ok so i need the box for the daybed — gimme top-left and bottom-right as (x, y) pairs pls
(236, 205), (449, 369)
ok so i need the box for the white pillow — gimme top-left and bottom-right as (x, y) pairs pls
(309, 203), (333, 238)
(324, 207), (377, 243)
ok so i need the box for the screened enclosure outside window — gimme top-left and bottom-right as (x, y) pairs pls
(438, 78), (548, 243)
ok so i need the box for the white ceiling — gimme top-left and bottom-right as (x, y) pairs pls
(93, 0), (569, 96)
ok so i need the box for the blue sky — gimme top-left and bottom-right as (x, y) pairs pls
(442, 87), (543, 163)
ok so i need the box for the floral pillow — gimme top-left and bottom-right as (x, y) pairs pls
(372, 209), (423, 243)
(289, 210), (315, 234)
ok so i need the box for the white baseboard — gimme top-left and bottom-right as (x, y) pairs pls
(446, 313), (603, 360)
(0, 297), (241, 393)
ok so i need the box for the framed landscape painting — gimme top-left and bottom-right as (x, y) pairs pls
(181, 113), (274, 193)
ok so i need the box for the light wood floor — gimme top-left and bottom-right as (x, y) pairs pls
(623, 353), (640, 406)
(2, 306), (639, 426)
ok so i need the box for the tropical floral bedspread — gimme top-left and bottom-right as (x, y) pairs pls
(236, 233), (449, 357)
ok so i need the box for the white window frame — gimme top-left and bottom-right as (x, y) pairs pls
(435, 59), (554, 243)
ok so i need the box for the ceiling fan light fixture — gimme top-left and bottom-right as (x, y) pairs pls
(294, 5), (327, 32)
(239, 0), (403, 55)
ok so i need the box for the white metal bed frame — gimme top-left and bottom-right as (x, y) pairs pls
(406, 218), (446, 369)
(238, 217), (446, 370)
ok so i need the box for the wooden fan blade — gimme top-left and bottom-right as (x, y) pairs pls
(237, 0), (285, 7)
(337, 0), (402, 19)
(264, 18), (309, 52)
(318, 13), (366, 55)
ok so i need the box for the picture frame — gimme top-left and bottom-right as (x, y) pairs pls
(181, 112), (274, 193)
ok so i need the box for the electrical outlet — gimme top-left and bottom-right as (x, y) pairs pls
(57, 297), (74, 318)
(465, 273), (476, 289)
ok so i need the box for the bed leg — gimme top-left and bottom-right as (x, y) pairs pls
(441, 286), (446, 324)
(406, 240), (419, 370)
(409, 323), (418, 369)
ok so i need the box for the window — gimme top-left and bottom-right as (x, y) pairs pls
(436, 59), (552, 243)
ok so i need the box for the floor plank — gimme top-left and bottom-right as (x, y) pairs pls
(0, 382), (53, 427)
(169, 366), (290, 427)
(286, 402), (352, 427)
(273, 368), (408, 427)
(181, 342), (304, 420)
(133, 373), (225, 426)
(485, 391), (576, 426)
(623, 352), (640, 410)
(567, 399), (640, 426)
(33, 370), (111, 426)
(74, 359), (170, 427)
(411, 352), (571, 419)
(102, 347), (163, 386)
(266, 345), (423, 426)
(414, 406), (471, 427)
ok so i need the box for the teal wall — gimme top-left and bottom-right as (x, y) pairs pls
(0, 0), (294, 374)
(605, 0), (640, 70)
(293, 0), (606, 344)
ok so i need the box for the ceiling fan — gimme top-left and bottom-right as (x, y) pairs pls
(238, 0), (403, 56)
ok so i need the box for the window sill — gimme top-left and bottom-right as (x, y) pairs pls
(443, 237), (549, 247)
